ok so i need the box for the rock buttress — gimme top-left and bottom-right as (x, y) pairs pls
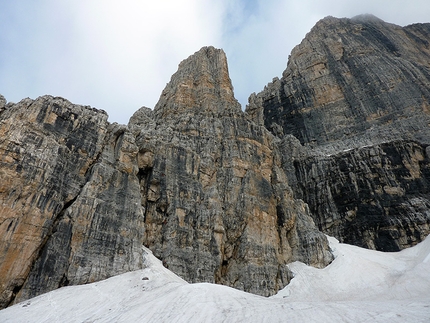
(0, 96), (145, 308)
(130, 46), (333, 297)
(250, 15), (430, 149)
(247, 15), (430, 251)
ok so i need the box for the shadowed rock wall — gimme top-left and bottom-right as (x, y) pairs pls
(248, 15), (430, 251)
(279, 138), (430, 251)
(0, 97), (145, 307)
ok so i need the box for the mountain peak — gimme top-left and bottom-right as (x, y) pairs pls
(153, 46), (241, 120)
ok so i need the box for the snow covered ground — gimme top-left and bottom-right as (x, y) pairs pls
(1, 236), (430, 322)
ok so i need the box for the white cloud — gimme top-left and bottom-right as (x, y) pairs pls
(221, 0), (322, 108)
(61, 0), (225, 122)
(0, 0), (225, 123)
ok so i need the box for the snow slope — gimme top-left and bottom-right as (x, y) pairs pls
(1, 237), (429, 323)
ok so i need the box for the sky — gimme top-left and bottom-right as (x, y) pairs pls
(1, 236), (430, 322)
(0, 0), (429, 124)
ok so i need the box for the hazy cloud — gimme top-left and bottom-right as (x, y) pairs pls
(0, 0), (428, 124)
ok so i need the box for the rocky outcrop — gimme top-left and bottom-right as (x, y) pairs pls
(251, 15), (430, 150)
(130, 47), (332, 296)
(280, 138), (430, 251)
(0, 96), (146, 307)
(2, 15), (430, 308)
(0, 47), (333, 308)
(153, 46), (241, 120)
(0, 95), (6, 115)
(248, 15), (430, 251)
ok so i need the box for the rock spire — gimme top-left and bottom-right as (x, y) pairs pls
(153, 46), (241, 120)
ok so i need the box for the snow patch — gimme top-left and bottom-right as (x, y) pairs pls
(1, 237), (430, 322)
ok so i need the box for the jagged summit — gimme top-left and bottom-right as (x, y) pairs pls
(313, 14), (391, 30)
(153, 46), (241, 120)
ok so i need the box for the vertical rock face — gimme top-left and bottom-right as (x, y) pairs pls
(130, 47), (332, 296)
(0, 97), (145, 307)
(253, 15), (430, 149)
(282, 140), (430, 251)
(0, 46), (333, 307)
(248, 15), (430, 251)
(0, 96), (106, 307)
(15, 122), (146, 304)
(2, 15), (429, 307)
(153, 46), (241, 120)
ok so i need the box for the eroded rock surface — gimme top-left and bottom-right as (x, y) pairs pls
(281, 139), (430, 251)
(0, 47), (333, 307)
(130, 47), (332, 296)
(251, 15), (430, 149)
(2, 15), (429, 308)
(0, 97), (146, 307)
(248, 15), (430, 251)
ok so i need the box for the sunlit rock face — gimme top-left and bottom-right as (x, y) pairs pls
(251, 15), (430, 148)
(248, 15), (430, 251)
(153, 46), (241, 120)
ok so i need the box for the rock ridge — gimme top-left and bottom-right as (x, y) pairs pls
(130, 47), (333, 296)
(0, 96), (145, 307)
(248, 16), (430, 150)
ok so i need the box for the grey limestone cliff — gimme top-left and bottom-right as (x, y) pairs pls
(0, 47), (333, 308)
(130, 47), (332, 296)
(249, 15), (430, 149)
(0, 96), (146, 307)
(2, 14), (430, 309)
(247, 15), (430, 251)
